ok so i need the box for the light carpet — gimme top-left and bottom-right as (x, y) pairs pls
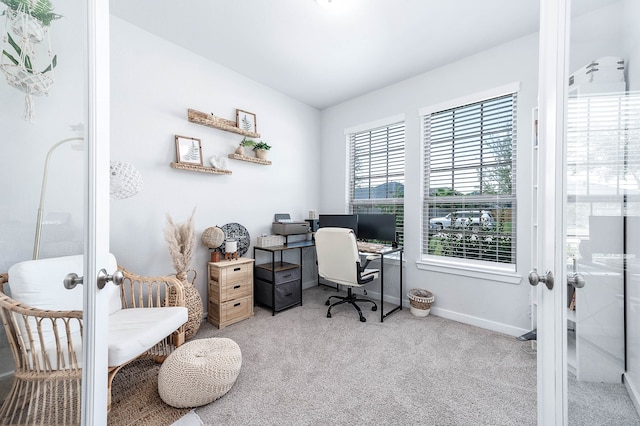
(190, 285), (538, 425)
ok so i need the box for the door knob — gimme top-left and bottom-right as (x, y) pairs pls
(97, 269), (124, 289)
(64, 272), (83, 290)
(567, 273), (585, 288)
(528, 269), (554, 290)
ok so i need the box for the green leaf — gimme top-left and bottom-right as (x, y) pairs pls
(41, 54), (56, 73)
(2, 49), (18, 66)
(6, 33), (22, 58)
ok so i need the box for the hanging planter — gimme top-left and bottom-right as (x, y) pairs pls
(0, 0), (61, 121)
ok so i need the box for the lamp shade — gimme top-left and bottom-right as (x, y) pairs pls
(110, 160), (143, 200)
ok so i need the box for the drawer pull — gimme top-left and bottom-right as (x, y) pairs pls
(234, 302), (241, 307)
(234, 267), (241, 271)
(283, 274), (292, 278)
(285, 293), (293, 297)
(233, 285), (241, 289)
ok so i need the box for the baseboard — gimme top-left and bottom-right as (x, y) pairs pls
(429, 306), (530, 337)
(624, 373), (640, 417)
(0, 369), (14, 379)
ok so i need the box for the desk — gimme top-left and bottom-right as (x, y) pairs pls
(358, 247), (403, 322)
(253, 241), (314, 315)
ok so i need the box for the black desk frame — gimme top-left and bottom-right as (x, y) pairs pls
(367, 247), (403, 322)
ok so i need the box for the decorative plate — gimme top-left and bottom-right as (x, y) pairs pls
(220, 222), (250, 257)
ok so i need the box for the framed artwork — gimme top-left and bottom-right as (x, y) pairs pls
(175, 135), (203, 166)
(236, 109), (257, 133)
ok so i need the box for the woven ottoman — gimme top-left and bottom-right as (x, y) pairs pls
(158, 337), (242, 408)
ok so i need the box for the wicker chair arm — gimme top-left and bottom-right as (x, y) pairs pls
(0, 292), (83, 320)
(118, 266), (185, 309)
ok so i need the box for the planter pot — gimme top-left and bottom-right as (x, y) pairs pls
(176, 270), (203, 340)
(255, 149), (269, 160)
(407, 289), (434, 317)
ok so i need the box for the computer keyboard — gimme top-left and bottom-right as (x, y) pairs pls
(357, 241), (386, 253)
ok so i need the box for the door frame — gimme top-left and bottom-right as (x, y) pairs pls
(81, 0), (111, 424)
(536, 0), (571, 424)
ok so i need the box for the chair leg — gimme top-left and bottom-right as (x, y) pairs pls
(325, 288), (376, 321)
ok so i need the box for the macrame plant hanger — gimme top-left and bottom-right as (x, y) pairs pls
(0, 1), (56, 122)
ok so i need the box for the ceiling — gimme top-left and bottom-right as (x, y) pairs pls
(110, 0), (614, 110)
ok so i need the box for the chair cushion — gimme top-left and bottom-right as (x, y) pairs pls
(108, 306), (188, 366)
(7, 254), (121, 314)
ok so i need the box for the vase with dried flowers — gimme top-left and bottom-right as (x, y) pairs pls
(164, 208), (203, 339)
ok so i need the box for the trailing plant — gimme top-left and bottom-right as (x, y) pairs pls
(2, 32), (57, 73)
(1, 0), (62, 27)
(252, 141), (271, 151)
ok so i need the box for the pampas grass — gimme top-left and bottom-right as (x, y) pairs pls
(164, 208), (196, 281)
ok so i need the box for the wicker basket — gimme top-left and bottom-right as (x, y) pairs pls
(407, 289), (434, 317)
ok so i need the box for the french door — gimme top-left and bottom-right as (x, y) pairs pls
(537, 0), (639, 424)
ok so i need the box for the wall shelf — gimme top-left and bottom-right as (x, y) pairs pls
(188, 108), (261, 138)
(227, 154), (271, 165)
(170, 162), (232, 175)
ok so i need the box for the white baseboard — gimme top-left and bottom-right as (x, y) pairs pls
(624, 373), (640, 417)
(429, 306), (530, 337)
(0, 369), (14, 379)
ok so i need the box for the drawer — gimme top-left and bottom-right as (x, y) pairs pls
(221, 295), (253, 323)
(255, 262), (300, 284)
(254, 278), (301, 311)
(210, 262), (252, 285)
(221, 280), (252, 301)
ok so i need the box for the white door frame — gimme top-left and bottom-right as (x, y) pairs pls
(81, 0), (111, 424)
(536, 0), (570, 424)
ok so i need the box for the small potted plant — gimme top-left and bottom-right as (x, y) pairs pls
(253, 141), (271, 160)
(235, 137), (255, 156)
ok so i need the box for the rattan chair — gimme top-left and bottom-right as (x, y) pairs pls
(0, 257), (187, 425)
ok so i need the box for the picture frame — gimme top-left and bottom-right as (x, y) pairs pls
(236, 109), (257, 134)
(175, 135), (203, 166)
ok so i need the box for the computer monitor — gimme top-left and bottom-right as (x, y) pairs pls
(318, 214), (358, 234)
(357, 213), (396, 243)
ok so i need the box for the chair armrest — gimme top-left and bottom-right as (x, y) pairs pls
(118, 266), (186, 309)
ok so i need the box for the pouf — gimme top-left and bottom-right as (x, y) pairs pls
(158, 337), (242, 408)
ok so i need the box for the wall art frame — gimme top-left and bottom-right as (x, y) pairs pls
(236, 109), (257, 134)
(175, 135), (203, 166)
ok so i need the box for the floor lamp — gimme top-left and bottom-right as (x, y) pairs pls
(33, 138), (143, 259)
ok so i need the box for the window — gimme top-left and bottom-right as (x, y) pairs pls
(421, 88), (517, 265)
(348, 121), (405, 245)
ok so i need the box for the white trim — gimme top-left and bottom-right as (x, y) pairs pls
(624, 373), (640, 418)
(418, 81), (521, 116)
(429, 307), (530, 337)
(344, 113), (405, 135)
(416, 258), (522, 285)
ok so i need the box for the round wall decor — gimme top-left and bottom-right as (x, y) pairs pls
(220, 223), (250, 257)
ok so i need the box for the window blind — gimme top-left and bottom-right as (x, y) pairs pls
(348, 122), (405, 244)
(422, 92), (517, 265)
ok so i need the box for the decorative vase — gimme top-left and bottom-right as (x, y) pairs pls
(235, 145), (244, 156)
(177, 270), (203, 339)
(255, 149), (269, 160)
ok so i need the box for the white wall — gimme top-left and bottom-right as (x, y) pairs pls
(319, 3), (627, 336)
(109, 17), (322, 310)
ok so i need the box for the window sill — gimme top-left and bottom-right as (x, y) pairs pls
(416, 257), (523, 285)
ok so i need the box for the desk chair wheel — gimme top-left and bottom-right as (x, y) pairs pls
(371, 305), (377, 312)
(325, 300), (330, 306)
(359, 316), (366, 322)
(327, 312), (332, 318)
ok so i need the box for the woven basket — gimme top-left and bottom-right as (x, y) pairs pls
(407, 289), (434, 314)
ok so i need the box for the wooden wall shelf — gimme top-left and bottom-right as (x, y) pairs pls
(188, 109), (261, 138)
(170, 162), (232, 175)
(227, 154), (272, 165)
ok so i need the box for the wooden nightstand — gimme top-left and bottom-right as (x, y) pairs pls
(207, 258), (255, 329)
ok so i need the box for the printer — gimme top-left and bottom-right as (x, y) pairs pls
(271, 213), (310, 235)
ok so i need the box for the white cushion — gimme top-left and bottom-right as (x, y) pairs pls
(108, 306), (188, 366)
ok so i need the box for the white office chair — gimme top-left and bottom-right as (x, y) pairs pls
(315, 227), (378, 322)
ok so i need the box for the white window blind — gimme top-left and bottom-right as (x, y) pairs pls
(422, 92), (517, 265)
(348, 122), (405, 244)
